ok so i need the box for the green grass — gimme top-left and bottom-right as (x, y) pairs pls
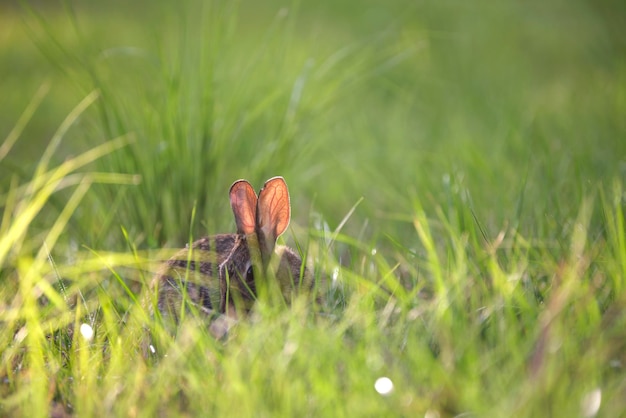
(1, 0), (625, 416)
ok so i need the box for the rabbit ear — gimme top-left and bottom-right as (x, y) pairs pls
(256, 177), (291, 258)
(229, 180), (258, 235)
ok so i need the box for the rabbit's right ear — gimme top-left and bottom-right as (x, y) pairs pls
(229, 180), (258, 235)
(256, 177), (290, 260)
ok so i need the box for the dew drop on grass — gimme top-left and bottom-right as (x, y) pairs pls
(374, 377), (394, 396)
(80, 323), (94, 341)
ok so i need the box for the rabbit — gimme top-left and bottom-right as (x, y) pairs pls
(150, 176), (314, 338)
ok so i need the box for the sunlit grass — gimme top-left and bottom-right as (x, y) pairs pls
(0, 88), (141, 416)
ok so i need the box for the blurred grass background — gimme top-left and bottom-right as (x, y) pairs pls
(1, 0), (625, 416)
(3, 0), (624, 246)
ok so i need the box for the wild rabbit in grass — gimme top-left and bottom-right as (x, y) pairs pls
(151, 176), (314, 338)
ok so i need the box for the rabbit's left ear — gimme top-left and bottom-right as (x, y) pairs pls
(256, 177), (291, 257)
(230, 180), (258, 235)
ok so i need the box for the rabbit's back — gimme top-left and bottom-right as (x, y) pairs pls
(154, 234), (252, 322)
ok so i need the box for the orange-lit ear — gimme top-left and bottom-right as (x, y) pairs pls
(256, 177), (291, 254)
(229, 180), (258, 235)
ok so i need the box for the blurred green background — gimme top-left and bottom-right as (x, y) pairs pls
(1, 0), (625, 247)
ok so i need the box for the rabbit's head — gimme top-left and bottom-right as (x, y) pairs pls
(229, 177), (311, 299)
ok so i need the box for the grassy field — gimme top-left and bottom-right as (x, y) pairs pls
(1, 0), (625, 416)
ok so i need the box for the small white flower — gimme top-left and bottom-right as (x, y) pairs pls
(79, 323), (94, 341)
(425, 410), (440, 418)
(374, 377), (394, 396)
(14, 326), (28, 343)
(581, 388), (602, 417)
